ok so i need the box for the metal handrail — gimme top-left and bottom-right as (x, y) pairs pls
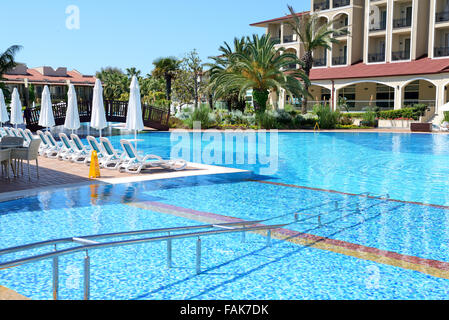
(0, 221), (286, 300)
(0, 220), (263, 256)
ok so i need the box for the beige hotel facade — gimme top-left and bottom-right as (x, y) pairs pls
(251, 0), (449, 121)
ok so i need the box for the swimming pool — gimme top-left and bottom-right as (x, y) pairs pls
(1, 132), (449, 300)
(105, 131), (449, 206)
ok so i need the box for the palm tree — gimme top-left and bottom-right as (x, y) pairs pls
(96, 68), (128, 100)
(207, 37), (248, 110)
(287, 5), (348, 114)
(0, 45), (22, 95)
(125, 67), (141, 79)
(208, 34), (309, 113)
(152, 57), (180, 101)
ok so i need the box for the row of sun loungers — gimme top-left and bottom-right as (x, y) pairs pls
(0, 127), (35, 147)
(35, 130), (187, 174)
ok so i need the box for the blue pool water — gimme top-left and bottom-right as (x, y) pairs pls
(107, 131), (449, 206)
(1, 131), (449, 299)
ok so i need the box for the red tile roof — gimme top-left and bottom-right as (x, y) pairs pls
(2, 68), (96, 86)
(309, 58), (449, 81)
(250, 11), (309, 27)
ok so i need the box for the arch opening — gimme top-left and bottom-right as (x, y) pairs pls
(336, 82), (395, 112)
(403, 80), (436, 108)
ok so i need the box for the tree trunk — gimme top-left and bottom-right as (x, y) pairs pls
(165, 74), (172, 101)
(194, 73), (199, 110)
(208, 93), (213, 109)
(301, 51), (313, 115)
(252, 89), (269, 114)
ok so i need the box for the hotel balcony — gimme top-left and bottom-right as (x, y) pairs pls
(369, 2), (388, 33)
(283, 34), (295, 43)
(392, 17), (412, 29)
(367, 34), (386, 63)
(435, 0), (449, 23)
(434, 27), (449, 57)
(368, 52), (385, 63)
(332, 40), (347, 66)
(333, 0), (350, 8)
(392, 1), (412, 29)
(333, 13), (349, 38)
(434, 47), (449, 58)
(436, 11), (449, 23)
(332, 56), (347, 65)
(369, 20), (387, 32)
(313, 58), (327, 67)
(271, 37), (281, 45)
(313, 0), (330, 11)
(391, 50), (410, 61)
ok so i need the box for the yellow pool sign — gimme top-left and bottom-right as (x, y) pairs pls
(89, 150), (101, 179)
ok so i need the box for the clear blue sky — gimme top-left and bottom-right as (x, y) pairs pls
(0, 0), (309, 75)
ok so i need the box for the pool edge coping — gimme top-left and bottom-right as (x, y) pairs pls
(0, 162), (249, 204)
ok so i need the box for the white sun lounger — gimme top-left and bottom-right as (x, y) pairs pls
(58, 133), (82, 162)
(99, 137), (124, 170)
(64, 134), (89, 163)
(36, 130), (53, 157)
(44, 132), (62, 159)
(86, 136), (109, 167)
(118, 139), (187, 174)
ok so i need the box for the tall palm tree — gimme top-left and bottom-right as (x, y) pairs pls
(152, 57), (180, 101)
(287, 5), (348, 113)
(208, 34), (309, 113)
(207, 37), (248, 110)
(0, 45), (22, 95)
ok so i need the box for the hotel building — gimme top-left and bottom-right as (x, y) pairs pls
(251, 0), (449, 121)
(1, 64), (95, 107)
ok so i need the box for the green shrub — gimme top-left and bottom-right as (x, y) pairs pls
(344, 112), (364, 118)
(273, 110), (294, 128)
(256, 112), (278, 129)
(169, 117), (187, 129)
(339, 114), (353, 126)
(377, 105), (428, 120)
(184, 105), (213, 129)
(313, 104), (340, 129)
(361, 110), (377, 127)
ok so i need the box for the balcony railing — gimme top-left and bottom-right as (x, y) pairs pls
(283, 35), (294, 43)
(271, 37), (281, 45)
(436, 11), (449, 23)
(368, 52), (385, 63)
(313, 57), (327, 67)
(391, 50), (410, 61)
(369, 21), (387, 31)
(314, 0), (330, 11)
(434, 47), (449, 57)
(332, 56), (347, 65)
(333, 0), (350, 8)
(392, 17), (412, 29)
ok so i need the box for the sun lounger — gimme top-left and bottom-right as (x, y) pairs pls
(36, 130), (53, 157)
(44, 132), (62, 159)
(86, 136), (108, 167)
(70, 134), (91, 164)
(99, 137), (124, 170)
(118, 139), (186, 174)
